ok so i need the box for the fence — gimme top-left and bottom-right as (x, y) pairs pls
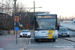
(1, 30), (21, 35)
(1, 30), (34, 35)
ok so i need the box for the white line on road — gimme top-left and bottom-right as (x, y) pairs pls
(29, 38), (31, 45)
(27, 43), (73, 46)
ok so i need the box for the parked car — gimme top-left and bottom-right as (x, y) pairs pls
(58, 27), (70, 37)
(20, 30), (31, 38)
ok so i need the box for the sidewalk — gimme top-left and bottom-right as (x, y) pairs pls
(63, 37), (75, 42)
(3, 38), (25, 50)
(0, 34), (27, 50)
(0, 30), (33, 50)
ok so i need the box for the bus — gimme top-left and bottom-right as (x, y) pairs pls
(32, 14), (59, 42)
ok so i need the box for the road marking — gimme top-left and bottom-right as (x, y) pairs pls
(29, 38), (31, 45)
(28, 49), (75, 50)
(27, 43), (74, 47)
(20, 48), (24, 50)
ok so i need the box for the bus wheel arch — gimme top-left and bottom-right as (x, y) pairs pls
(35, 39), (38, 42)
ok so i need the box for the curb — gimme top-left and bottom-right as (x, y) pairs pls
(63, 38), (75, 42)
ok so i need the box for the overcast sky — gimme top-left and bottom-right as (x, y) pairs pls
(1, 0), (75, 17)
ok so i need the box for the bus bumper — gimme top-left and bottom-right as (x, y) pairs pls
(34, 36), (58, 39)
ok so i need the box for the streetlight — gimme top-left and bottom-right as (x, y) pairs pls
(29, 7), (42, 12)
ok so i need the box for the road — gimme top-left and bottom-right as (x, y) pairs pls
(24, 30), (75, 50)
(1, 30), (75, 50)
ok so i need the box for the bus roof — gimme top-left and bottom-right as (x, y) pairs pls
(35, 14), (57, 16)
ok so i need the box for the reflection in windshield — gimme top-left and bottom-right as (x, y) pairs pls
(36, 19), (56, 30)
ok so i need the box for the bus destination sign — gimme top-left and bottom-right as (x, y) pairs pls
(38, 16), (52, 18)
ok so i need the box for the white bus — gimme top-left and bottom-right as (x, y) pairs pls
(32, 14), (59, 42)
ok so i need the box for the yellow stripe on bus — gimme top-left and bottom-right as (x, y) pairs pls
(48, 30), (53, 38)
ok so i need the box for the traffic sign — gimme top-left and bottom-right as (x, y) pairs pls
(14, 16), (19, 22)
(15, 27), (19, 31)
(14, 22), (20, 26)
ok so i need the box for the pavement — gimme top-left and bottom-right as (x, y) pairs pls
(0, 34), (24, 50)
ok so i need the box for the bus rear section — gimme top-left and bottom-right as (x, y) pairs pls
(33, 14), (59, 42)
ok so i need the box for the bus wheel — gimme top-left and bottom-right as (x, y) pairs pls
(53, 39), (56, 42)
(35, 39), (38, 42)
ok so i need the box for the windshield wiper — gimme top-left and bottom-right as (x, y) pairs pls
(51, 27), (56, 30)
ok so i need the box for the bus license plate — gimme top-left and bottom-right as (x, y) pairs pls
(45, 37), (48, 38)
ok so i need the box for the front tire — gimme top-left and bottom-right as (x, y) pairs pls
(35, 39), (38, 42)
(53, 39), (56, 42)
(67, 35), (70, 37)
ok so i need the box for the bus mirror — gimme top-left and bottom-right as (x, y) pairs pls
(57, 26), (59, 30)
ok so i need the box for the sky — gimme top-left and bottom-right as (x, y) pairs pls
(1, 0), (75, 17)
(16, 0), (75, 17)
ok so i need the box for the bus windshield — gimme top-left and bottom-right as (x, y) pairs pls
(35, 18), (56, 30)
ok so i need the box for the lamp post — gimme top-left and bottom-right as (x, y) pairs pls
(2, 0), (3, 11)
(33, 1), (35, 15)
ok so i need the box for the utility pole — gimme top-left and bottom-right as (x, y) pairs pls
(14, 0), (17, 35)
(8, 0), (10, 14)
(33, 1), (35, 15)
(2, 0), (3, 11)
